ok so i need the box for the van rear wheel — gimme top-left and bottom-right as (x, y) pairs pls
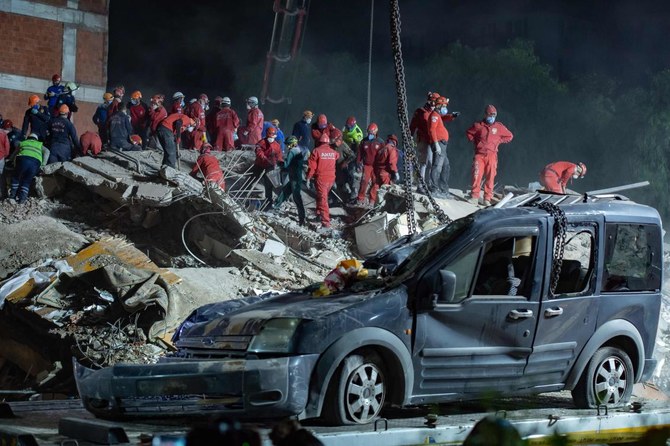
(572, 346), (634, 408)
(322, 351), (386, 425)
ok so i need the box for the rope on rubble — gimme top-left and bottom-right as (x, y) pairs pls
(389, 0), (450, 234)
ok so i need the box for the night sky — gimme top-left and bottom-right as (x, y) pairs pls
(107, 0), (670, 128)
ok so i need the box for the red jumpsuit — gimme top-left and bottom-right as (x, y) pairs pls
(80, 131), (102, 156)
(191, 153), (225, 190)
(466, 120), (514, 202)
(307, 142), (340, 227)
(170, 101), (183, 114)
(311, 122), (337, 147)
(149, 106), (168, 134)
(370, 142), (399, 204)
(241, 107), (264, 145)
(0, 131), (9, 161)
(184, 101), (207, 150)
(214, 107), (240, 151)
(105, 99), (121, 126)
(540, 161), (579, 193)
(356, 137), (384, 202)
(129, 102), (149, 135)
(410, 105), (431, 164)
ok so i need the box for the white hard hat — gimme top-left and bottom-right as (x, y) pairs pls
(66, 81), (78, 95)
(172, 91), (185, 100)
(222, 97), (231, 105)
(28, 133), (39, 140)
(247, 96), (258, 105)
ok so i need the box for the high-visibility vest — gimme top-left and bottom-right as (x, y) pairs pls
(18, 139), (44, 163)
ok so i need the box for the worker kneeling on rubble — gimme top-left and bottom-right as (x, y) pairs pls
(191, 143), (225, 190)
(9, 133), (49, 204)
(306, 132), (339, 229)
(540, 161), (587, 194)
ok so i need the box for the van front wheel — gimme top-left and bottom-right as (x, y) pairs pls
(572, 346), (634, 408)
(322, 351), (386, 425)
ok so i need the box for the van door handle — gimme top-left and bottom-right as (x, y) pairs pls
(508, 309), (533, 320)
(544, 307), (564, 318)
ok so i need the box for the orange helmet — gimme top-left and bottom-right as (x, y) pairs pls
(129, 134), (142, 145)
(319, 132), (330, 144)
(130, 90), (142, 100)
(266, 126), (277, 138)
(58, 104), (69, 114)
(367, 122), (378, 135)
(28, 94), (40, 106)
(103, 92), (113, 101)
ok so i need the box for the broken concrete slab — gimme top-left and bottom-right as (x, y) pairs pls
(159, 165), (203, 194)
(228, 249), (293, 281)
(133, 183), (173, 206)
(262, 239), (287, 256)
(0, 216), (88, 280)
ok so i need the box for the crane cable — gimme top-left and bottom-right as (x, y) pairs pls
(389, 0), (450, 235)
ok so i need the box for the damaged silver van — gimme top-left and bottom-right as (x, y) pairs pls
(75, 193), (663, 425)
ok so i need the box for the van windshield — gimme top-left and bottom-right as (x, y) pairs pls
(392, 215), (474, 280)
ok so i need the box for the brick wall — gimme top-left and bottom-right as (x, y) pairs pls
(79, 0), (108, 15)
(0, 12), (64, 80)
(76, 29), (105, 85)
(0, 1), (108, 137)
(0, 89), (30, 131)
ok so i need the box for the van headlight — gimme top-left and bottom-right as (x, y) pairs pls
(248, 318), (301, 353)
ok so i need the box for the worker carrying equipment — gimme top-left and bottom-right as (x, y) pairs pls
(540, 161), (587, 194)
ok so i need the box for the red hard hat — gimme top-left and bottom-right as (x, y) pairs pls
(578, 162), (587, 177)
(199, 93), (209, 102)
(485, 104), (497, 115)
(201, 143), (212, 154)
(59, 104), (69, 114)
(266, 126), (277, 137)
(319, 132), (330, 144)
(387, 134), (398, 146)
(346, 116), (356, 127)
(52, 74), (61, 83)
(2, 120), (13, 130)
(317, 114), (327, 128)
(367, 123), (378, 134)
(435, 96), (449, 106)
(129, 134), (142, 145)
(427, 91), (441, 104)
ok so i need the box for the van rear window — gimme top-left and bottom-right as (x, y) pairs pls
(601, 224), (661, 292)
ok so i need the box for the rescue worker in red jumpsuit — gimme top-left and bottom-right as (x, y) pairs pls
(466, 104), (514, 206)
(410, 91), (439, 186)
(306, 132), (340, 229)
(239, 96), (264, 145)
(148, 94), (167, 151)
(356, 123), (384, 205)
(157, 112), (193, 167)
(128, 90), (149, 149)
(370, 134), (400, 204)
(311, 114), (336, 147)
(190, 143), (226, 190)
(427, 96), (458, 196)
(205, 96), (222, 140)
(80, 131), (102, 156)
(214, 97), (239, 151)
(185, 93), (208, 150)
(106, 85), (125, 125)
(540, 161), (587, 193)
(253, 126), (283, 210)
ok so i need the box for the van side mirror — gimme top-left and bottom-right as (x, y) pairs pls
(438, 270), (457, 303)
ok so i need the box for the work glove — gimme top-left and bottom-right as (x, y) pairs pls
(451, 111), (460, 118)
(48, 91), (55, 97)
(393, 172), (400, 183)
(432, 142), (442, 157)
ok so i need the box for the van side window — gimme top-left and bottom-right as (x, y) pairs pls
(554, 227), (595, 296)
(473, 235), (537, 298)
(602, 224), (662, 292)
